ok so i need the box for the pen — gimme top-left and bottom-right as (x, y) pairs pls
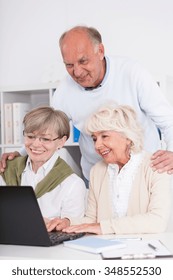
(148, 243), (158, 251)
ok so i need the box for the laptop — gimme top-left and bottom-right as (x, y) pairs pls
(0, 186), (85, 247)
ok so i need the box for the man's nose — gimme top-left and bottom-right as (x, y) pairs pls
(73, 64), (83, 77)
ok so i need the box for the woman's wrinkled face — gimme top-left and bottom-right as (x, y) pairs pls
(24, 128), (65, 166)
(92, 130), (131, 168)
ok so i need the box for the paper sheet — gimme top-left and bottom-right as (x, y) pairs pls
(101, 239), (172, 259)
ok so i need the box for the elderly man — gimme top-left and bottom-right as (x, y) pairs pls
(1, 25), (173, 184)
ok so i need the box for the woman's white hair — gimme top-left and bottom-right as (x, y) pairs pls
(85, 103), (144, 153)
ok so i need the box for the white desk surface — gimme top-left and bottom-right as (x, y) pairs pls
(0, 232), (173, 260)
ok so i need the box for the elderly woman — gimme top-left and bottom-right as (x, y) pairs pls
(47, 104), (171, 234)
(0, 106), (86, 226)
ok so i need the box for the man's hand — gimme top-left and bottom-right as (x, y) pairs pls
(0, 151), (20, 172)
(45, 218), (70, 232)
(151, 150), (173, 174)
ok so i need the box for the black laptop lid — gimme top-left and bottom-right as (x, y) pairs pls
(0, 186), (51, 246)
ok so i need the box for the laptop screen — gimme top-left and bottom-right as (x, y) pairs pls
(0, 186), (51, 246)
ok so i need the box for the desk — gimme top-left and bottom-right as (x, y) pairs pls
(0, 232), (173, 260)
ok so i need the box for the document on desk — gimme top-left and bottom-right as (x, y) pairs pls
(101, 239), (173, 259)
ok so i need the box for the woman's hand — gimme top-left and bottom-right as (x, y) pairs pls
(44, 217), (70, 232)
(63, 223), (102, 235)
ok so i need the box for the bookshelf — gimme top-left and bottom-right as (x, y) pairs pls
(0, 83), (82, 176)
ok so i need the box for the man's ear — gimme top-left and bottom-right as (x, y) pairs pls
(98, 43), (105, 60)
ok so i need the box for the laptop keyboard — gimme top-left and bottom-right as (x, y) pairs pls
(48, 231), (85, 246)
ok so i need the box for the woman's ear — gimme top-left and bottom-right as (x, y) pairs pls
(56, 135), (67, 150)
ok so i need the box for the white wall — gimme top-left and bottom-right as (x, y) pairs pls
(1, 0), (173, 87)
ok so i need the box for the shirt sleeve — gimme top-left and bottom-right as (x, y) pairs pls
(134, 63), (173, 150)
(0, 175), (6, 185)
(60, 174), (87, 218)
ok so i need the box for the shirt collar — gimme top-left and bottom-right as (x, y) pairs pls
(23, 150), (60, 173)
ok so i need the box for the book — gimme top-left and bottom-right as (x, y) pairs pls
(63, 236), (126, 254)
(73, 126), (80, 142)
(4, 103), (13, 144)
(13, 103), (30, 145)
